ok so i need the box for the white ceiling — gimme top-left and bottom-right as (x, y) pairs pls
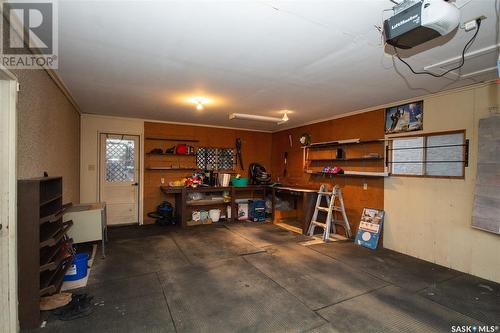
(57, 0), (500, 131)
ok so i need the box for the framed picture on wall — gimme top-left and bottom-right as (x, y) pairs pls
(385, 101), (423, 134)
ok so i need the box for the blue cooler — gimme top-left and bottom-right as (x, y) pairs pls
(64, 253), (89, 281)
(249, 200), (266, 222)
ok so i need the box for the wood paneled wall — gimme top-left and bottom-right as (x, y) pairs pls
(271, 110), (385, 235)
(144, 122), (272, 224)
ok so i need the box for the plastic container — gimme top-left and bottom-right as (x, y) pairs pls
(218, 173), (231, 187)
(249, 199), (266, 222)
(231, 177), (249, 187)
(200, 210), (209, 221)
(64, 253), (89, 281)
(209, 209), (221, 222)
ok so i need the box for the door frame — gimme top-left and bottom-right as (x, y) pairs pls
(0, 66), (19, 332)
(98, 133), (141, 225)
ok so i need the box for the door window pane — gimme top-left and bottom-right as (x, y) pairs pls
(106, 138), (135, 182)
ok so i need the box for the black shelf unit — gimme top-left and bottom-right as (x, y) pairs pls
(17, 177), (74, 329)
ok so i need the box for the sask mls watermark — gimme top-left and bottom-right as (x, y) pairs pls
(451, 325), (499, 333)
(1, 0), (58, 69)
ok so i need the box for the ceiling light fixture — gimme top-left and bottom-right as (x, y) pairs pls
(196, 100), (204, 111)
(188, 96), (209, 111)
(229, 111), (291, 125)
(281, 111), (289, 122)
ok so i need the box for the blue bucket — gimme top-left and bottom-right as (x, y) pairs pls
(64, 253), (89, 281)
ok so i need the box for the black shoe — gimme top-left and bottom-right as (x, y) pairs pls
(53, 293), (94, 320)
(58, 300), (94, 321)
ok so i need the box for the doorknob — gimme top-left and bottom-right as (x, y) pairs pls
(132, 182), (139, 186)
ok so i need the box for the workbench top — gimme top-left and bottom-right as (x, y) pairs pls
(273, 186), (318, 193)
(160, 185), (269, 194)
(160, 185), (317, 194)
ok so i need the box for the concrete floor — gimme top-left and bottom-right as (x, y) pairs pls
(36, 223), (500, 333)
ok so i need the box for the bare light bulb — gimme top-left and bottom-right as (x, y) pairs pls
(282, 112), (289, 122)
(196, 102), (204, 111)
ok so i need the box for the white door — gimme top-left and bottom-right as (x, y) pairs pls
(0, 72), (18, 332)
(100, 134), (140, 226)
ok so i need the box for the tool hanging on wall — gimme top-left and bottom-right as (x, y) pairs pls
(283, 152), (288, 177)
(236, 138), (244, 170)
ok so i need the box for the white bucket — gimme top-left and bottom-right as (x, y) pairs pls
(218, 173), (231, 187)
(209, 209), (221, 222)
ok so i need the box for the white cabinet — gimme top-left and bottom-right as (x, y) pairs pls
(63, 203), (107, 256)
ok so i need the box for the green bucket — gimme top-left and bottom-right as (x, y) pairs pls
(231, 177), (249, 187)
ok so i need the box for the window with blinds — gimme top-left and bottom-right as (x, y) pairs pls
(390, 131), (467, 178)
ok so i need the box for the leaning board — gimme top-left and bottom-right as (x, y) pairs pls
(472, 116), (500, 234)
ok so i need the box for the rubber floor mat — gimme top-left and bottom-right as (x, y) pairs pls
(225, 222), (311, 248)
(170, 226), (263, 264)
(244, 244), (388, 309)
(419, 274), (500, 325)
(318, 285), (479, 333)
(158, 257), (325, 332)
(309, 242), (461, 291)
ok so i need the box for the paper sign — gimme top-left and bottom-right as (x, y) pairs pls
(355, 208), (385, 250)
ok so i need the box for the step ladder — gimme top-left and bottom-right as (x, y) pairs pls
(307, 184), (352, 242)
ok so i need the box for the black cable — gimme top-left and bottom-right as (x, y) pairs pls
(393, 19), (482, 78)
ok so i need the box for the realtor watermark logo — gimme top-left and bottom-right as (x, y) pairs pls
(1, 0), (58, 69)
(451, 325), (499, 333)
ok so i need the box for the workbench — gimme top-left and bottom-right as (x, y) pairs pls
(271, 186), (318, 234)
(160, 185), (269, 226)
(160, 185), (318, 233)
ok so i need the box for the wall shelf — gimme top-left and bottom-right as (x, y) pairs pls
(146, 153), (197, 157)
(306, 170), (389, 177)
(145, 137), (199, 143)
(302, 139), (384, 149)
(146, 167), (198, 171)
(307, 157), (383, 162)
(303, 137), (387, 177)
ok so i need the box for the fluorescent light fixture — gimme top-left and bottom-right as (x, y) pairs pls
(229, 111), (290, 125)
